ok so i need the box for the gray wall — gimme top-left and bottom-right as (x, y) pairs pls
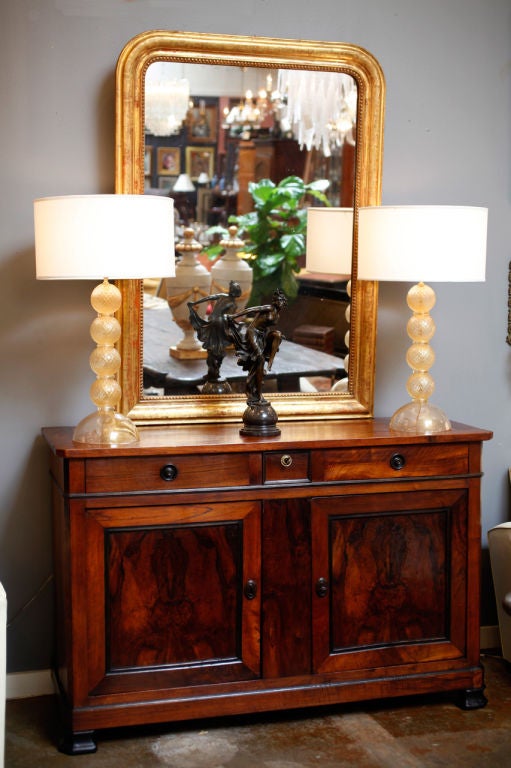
(1, 0), (509, 672)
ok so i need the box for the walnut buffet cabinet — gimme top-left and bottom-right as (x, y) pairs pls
(43, 419), (492, 754)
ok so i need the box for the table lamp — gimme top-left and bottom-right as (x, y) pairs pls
(34, 194), (175, 445)
(306, 207), (353, 375)
(358, 205), (487, 433)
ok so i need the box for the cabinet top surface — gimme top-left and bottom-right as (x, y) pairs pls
(42, 419), (492, 458)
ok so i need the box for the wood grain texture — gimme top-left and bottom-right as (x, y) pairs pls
(42, 419), (492, 460)
(329, 510), (448, 648)
(262, 499), (311, 677)
(108, 523), (242, 668)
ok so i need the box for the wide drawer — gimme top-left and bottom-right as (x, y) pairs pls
(85, 453), (256, 493)
(315, 443), (469, 482)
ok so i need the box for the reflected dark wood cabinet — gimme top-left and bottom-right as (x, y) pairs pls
(43, 420), (491, 754)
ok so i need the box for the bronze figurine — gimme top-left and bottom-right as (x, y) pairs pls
(188, 280), (242, 394)
(228, 289), (288, 436)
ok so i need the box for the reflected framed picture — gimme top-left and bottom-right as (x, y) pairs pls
(144, 146), (152, 175)
(186, 104), (218, 143)
(186, 146), (215, 181)
(157, 147), (180, 175)
(158, 176), (177, 190)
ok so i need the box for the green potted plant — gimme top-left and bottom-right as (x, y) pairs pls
(206, 175), (330, 305)
(233, 175), (330, 304)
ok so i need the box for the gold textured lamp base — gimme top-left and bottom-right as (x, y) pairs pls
(390, 281), (452, 435)
(390, 401), (451, 434)
(72, 278), (138, 446)
(73, 407), (139, 445)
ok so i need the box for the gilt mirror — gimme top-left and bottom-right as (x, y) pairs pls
(115, 30), (385, 424)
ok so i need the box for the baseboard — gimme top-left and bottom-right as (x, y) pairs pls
(6, 669), (55, 700)
(480, 624), (501, 651)
(6, 627), (503, 700)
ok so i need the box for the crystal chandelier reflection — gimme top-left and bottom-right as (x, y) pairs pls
(222, 74), (273, 133)
(145, 78), (190, 136)
(275, 71), (357, 156)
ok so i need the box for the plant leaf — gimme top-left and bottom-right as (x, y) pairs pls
(280, 262), (299, 299)
(281, 233), (305, 257)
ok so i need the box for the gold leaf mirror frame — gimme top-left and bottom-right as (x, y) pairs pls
(115, 30), (385, 424)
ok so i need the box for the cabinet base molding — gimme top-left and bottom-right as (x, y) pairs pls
(57, 666), (488, 754)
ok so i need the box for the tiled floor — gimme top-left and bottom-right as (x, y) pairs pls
(5, 654), (511, 767)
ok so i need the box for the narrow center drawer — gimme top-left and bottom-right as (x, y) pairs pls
(85, 453), (256, 493)
(315, 443), (469, 481)
(264, 451), (310, 483)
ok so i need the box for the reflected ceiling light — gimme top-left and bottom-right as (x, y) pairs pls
(222, 73), (273, 135)
(145, 77), (190, 136)
(276, 71), (357, 156)
(222, 90), (266, 131)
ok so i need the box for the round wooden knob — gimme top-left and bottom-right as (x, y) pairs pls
(389, 453), (406, 471)
(160, 464), (178, 482)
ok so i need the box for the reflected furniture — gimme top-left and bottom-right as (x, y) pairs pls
(44, 420), (491, 754)
(143, 299), (347, 395)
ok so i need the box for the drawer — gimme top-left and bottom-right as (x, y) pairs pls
(315, 443), (469, 482)
(264, 450), (310, 483)
(85, 453), (257, 493)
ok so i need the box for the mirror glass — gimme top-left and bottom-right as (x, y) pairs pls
(115, 31), (384, 424)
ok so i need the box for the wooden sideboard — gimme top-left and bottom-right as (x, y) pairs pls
(42, 419), (492, 755)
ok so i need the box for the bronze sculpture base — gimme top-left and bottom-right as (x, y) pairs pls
(169, 346), (208, 360)
(202, 379), (232, 394)
(240, 400), (280, 437)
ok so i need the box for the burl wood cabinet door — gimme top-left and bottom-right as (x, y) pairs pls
(77, 500), (261, 699)
(311, 489), (469, 673)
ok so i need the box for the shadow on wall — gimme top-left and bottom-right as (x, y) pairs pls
(1, 435), (55, 671)
(95, 71), (116, 191)
(0, 245), (93, 672)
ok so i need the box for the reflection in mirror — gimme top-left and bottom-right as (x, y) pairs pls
(115, 30), (384, 424)
(305, 206), (353, 387)
(142, 61), (356, 400)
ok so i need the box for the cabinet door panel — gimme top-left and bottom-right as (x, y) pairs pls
(108, 523), (242, 668)
(81, 501), (261, 697)
(312, 490), (468, 673)
(262, 499), (311, 677)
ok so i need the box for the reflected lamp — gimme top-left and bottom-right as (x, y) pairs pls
(358, 205), (487, 434)
(306, 207), (353, 374)
(34, 194), (175, 445)
(173, 174), (195, 192)
(306, 207), (353, 275)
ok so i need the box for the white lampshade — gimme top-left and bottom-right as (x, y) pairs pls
(173, 174), (195, 192)
(306, 207), (353, 275)
(34, 194), (175, 280)
(358, 205), (487, 282)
